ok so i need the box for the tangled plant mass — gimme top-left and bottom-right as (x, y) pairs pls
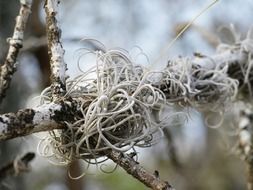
(162, 57), (238, 110)
(38, 46), (166, 165)
(37, 28), (253, 167)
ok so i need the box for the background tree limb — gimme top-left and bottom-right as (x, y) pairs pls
(0, 0), (33, 103)
(0, 152), (35, 181)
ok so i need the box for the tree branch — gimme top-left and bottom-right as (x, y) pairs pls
(0, 0), (33, 103)
(0, 100), (79, 142)
(44, 0), (66, 99)
(0, 152), (35, 180)
(107, 150), (174, 190)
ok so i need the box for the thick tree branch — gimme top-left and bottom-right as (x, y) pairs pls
(107, 150), (174, 190)
(0, 152), (35, 180)
(0, 0), (33, 103)
(44, 0), (66, 98)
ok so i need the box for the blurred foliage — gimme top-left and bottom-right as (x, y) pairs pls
(96, 169), (147, 190)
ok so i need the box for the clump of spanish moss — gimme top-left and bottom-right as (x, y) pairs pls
(163, 57), (238, 110)
(38, 46), (166, 166)
(37, 31), (253, 167)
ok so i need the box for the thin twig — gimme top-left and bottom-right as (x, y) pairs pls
(44, 0), (67, 99)
(0, 152), (35, 180)
(0, 0), (33, 103)
(106, 150), (174, 190)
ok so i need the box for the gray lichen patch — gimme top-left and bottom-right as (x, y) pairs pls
(0, 109), (35, 140)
